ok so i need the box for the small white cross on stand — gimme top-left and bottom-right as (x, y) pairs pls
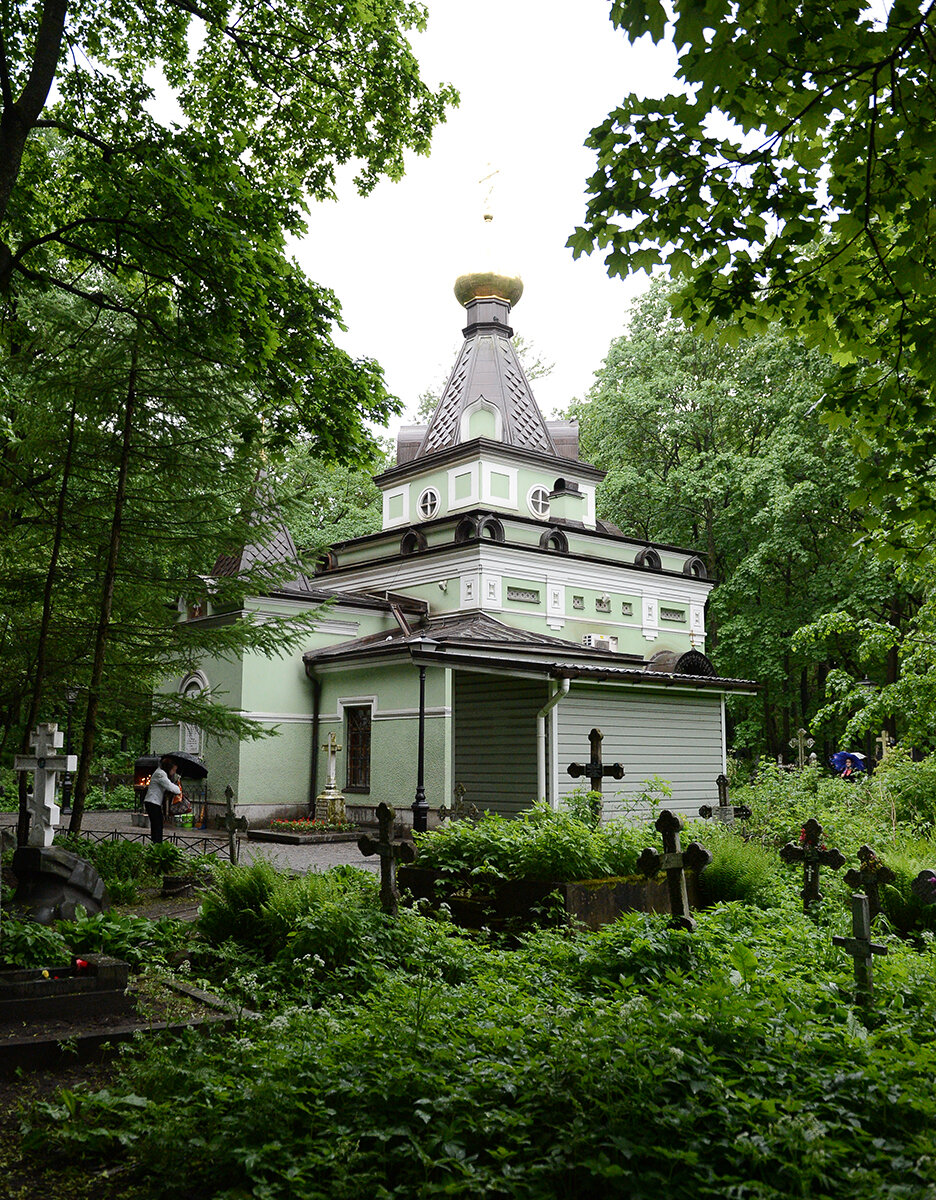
(315, 731), (346, 825)
(13, 723), (77, 848)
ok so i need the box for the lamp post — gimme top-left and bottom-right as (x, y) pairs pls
(411, 636), (438, 834)
(61, 685), (79, 813)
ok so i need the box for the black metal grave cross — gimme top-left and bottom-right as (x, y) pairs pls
(636, 809), (712, 931)
(779, 818), (846, 909)
(833, 892), (888, 1004)
(698, 773), (752, 825)
(566, 728), (624, 794)
(843, 845), (895, 922)
(358, 801), (415, 915)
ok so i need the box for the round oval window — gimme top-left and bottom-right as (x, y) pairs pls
(417, 488), (440, 520)
(527, 485), (550, 518)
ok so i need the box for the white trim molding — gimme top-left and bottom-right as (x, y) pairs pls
(447, 462), (480, 511)
(481, 571), (503, 610)
(481, 460), (518, 509)
(382, 485), (410, 529)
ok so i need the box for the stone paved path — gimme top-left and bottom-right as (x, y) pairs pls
(0, 810), (379, 875)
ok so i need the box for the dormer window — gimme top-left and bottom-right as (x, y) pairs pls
(417, 487), (441, 520)
(527, 485), (550, 518)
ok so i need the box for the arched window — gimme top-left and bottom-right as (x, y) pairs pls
(538, 527), (568, 553)
(400, 528), (427, 555)
(635, 547), (662, 570)
(683, 555), (707, 579)
(417, 487), (441, 520)
(179, 673), (208, 756)
(478, 516), (505, 542)
(527, 485), (550, 518)
(316, 549), (338, 573)
(454, 516), (478, 543)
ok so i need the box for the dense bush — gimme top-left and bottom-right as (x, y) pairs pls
(16, 769), (936, 1198)
(59, 910), (190, 969)
(0, 909), (189, 969)
(736, 760), (900, 854)
(696, 826), (783, 908)
(84, 783), (136, 811)
(0, 915), (70, 966)
(413, 802), (649, 882)
(873, 749), (936, 834)
(199, 860), (380, 961)
(53, 834), (185, 905)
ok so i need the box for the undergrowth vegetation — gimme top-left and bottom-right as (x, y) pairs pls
(15, 760), (936, 1198)
(52, 835), (189, 905)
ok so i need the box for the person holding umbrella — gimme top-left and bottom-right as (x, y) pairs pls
(830, 750), (866, 781)
(142, 756), (181, 843)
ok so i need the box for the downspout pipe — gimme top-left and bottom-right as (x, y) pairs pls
(537, 678), (570, 811)
(308, 674), (321, 814)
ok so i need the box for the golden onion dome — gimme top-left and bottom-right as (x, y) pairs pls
(453, 270), (523, 308)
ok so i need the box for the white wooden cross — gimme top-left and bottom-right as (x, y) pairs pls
(789, 727), (815, 768)
(13, 722), (77, 847)
(874, 730), (893, 761)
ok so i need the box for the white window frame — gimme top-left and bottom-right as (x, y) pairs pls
(382, 485), (410, 529)
(417, 486), (441, 521)
(527, 484), (550, 518)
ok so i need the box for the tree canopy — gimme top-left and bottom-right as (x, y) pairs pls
(571, 283), (906, 758)
(1, 0), (457, 453)
(570, 0), (936, 538)
(0, 1), (456, 830)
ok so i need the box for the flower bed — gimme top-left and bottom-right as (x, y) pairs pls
(268, 818), (355, 834)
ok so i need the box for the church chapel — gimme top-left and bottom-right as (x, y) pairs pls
(152, 271), (756, 824)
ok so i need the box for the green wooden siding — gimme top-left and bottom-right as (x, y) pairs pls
(454, 671), (545, 816)
(555, 686), (724, 818)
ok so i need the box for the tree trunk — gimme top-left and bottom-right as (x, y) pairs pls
(69, 342), (137, 834)
(16, 396), (78, 846)
(0, 0), (69, 286)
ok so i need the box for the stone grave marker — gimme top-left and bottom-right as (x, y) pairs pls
(843, 845), (895, 922)
(699, 772), (752, 825)
(315, 731), (346, 825)
(358, 802), (415, 916)
(439, 782), (481, 824)
(779, 818), (846, 909)
(637, 809), (712, 931)
(14, 722), (76, 847)
(833, 892), (888, 1004)
(221, 784), (248, 864)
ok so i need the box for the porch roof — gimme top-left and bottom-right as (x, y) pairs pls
(302, 611), (758, 694)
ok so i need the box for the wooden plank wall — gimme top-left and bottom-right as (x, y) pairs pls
(556, 685), (725, 819)
(453, 671), (545, 816)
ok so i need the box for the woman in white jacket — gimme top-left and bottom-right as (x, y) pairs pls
(142, 757), (180, 844)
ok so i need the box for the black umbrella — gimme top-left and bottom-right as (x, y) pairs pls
(161, 751), (208, 779)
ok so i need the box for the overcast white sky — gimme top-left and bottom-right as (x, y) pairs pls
(290, 1), (679, 431)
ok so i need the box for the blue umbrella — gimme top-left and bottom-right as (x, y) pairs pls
(830, 751), (866, 773)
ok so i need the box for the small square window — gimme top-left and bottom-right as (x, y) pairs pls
(572, 595), (584, 610)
